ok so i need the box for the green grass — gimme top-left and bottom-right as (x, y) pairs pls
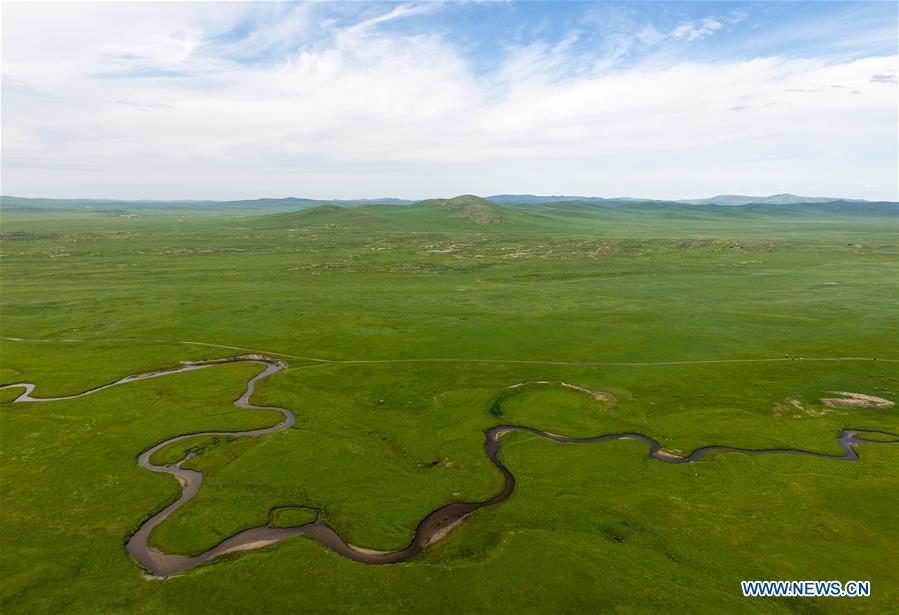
(269, 506), (319, 528)
(1, 201), (897, 612)
(149, 434), (243, 467)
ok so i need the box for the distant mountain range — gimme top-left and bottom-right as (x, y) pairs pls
(677, 193), (871, 206)
(488, 193), (871, 206)
(0, 193), (891, 212)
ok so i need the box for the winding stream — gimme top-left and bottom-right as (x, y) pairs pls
(2, 356), (896, 578)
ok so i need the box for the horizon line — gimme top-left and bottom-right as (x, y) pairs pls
(1, 192), (893, 204)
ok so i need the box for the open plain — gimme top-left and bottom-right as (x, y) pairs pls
(1, 196), (897, 613)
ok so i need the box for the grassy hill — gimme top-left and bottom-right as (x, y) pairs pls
(264, 203), (387, 226)
(412, 195), (521, 225)
(240, 195), (899, 236)
(257, 195), (567, 232)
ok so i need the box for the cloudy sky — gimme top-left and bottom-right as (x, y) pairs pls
(2, 1), (897, 200)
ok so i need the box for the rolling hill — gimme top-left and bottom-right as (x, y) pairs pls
(412, 195), (522, 225)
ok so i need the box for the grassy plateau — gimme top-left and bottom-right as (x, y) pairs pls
(0, 195), (897, 613)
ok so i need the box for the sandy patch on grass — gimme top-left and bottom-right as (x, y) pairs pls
(506, 380), (617, 407)
(821, 391), (895, 409)
(773, 398), (840, 418)
(774, 392), (895, 418)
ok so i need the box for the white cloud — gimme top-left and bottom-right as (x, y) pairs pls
(1, 3), (896, 201)
(636, 25), (665, 46)
(671, 17), (723, 42)
(726, 10), (749, 26)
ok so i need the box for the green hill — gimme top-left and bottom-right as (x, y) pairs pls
(264, 203), (392, 227)
(412, 194), (520, 225)
(291, 204), (345, 218)
(256, 195), (557, 232)
(252, 194), (899, 237)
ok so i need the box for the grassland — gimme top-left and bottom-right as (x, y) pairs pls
(1, 197), (897, 613)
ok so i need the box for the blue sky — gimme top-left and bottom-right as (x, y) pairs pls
(2, 1), (897, 200)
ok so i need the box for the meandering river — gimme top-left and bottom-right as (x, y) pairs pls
(2, 356), (895, 578)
